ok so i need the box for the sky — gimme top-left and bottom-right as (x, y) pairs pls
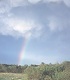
(0, 0), (70, 65)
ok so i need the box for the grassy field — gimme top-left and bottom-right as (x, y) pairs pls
(0, 73), (28, 80)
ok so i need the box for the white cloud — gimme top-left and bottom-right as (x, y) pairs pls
(4, 18), (34, 33)
(0, 0), (70, 38)
(43, 0), (61, 3)
(43, 0), (70, 7)
(28, 0), (41, 4)
(47, 15), (70, 32)
(9, 0), (70, 7)
(0, 0), (27, 14)
(9, 0), (28, 7)
(0, 16), (42, 38)
(0, 0), (10, 13)
(0, 0), (70, 15)
(48, 16), (61, 31)
(0, 0), (42, 38)
(9, 0), (23, 6)
(63, 0), (70, 7)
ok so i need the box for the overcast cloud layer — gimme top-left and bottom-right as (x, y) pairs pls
(0, 0), (70, 38)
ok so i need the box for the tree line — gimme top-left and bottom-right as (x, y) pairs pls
(0, 61), (70, 80)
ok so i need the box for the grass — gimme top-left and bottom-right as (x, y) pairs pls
(0, 73), (28, 80)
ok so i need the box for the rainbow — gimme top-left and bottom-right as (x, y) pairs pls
(18, 36), (30, 65)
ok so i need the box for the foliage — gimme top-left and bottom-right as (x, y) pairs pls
(0, 61), (70, 80)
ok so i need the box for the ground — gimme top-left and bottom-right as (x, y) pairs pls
(0, 73), (28, 80)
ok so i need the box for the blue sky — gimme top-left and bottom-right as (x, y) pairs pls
(0, 0), (70, 65)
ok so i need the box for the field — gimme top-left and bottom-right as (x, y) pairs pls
(0, 61), (70, 80)
(0, 73), (28, 80)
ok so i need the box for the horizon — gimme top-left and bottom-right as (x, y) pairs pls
(0, 60), (70, 66)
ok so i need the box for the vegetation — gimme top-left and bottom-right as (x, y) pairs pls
(0, 61), (70, 80)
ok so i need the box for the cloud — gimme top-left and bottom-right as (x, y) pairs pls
(47, 16), (70, 31)
(28, 0), (41, 4)
(28, 0), (70, 7)
(43, 0), (60, 3)
(9, 0), (28, 7)
(48, 16), (58, 31)
(63, 0), (70, 7)
(0, 0), (70, 38)
(44, 0), (70, 7)
(0, 0), (28, 14)
(0, 0), (70, 14)
(0, 16), (42, 38)
(0, 0), (43, 38)
(0, 0), (10, 13)
(47, 16), (63, 31)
